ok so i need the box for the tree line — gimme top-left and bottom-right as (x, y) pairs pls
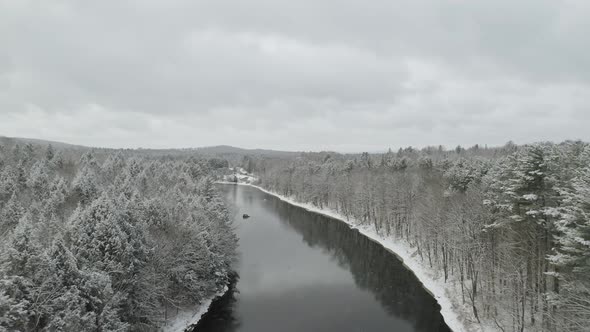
(0, 139), (237, 331)
(245, 141), (590, 332)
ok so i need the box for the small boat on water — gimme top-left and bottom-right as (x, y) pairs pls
(242, 214), (250, 219)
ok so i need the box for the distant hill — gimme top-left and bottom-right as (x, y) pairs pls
(192, 145), (299, 157)
(2, 136), (88, 149)
(0, 136), (299, 157)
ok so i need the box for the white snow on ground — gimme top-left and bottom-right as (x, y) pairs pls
(226, 182), (484, 332)
(223, 167), (256, 184)
(162, 286), (228, 332)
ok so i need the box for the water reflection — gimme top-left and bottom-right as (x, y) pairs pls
(192, 274), (241, 332)
(270, 199), (450, 332)
(193, 185), (450, 332)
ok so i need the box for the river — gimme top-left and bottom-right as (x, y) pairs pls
(193, 184), (451, 332)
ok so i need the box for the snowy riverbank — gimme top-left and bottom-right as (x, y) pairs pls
(223, 181), (483, 332)
(162, 286), (228, 332)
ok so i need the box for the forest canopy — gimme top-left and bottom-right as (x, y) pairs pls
(0, 138), (237, 331)
(243, 141), (590, 332)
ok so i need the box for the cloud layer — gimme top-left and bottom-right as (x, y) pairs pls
(1, 0), (589, 151)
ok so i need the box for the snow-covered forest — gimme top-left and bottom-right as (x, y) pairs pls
(0, 138), (237, 331)
(245, 141), (590, 332)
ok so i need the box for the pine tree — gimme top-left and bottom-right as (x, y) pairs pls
(0, 277), (33, 331)
(0, 193), (24, 236)
(45, 144), (54, 161)
(71, 166), (99, 205)
(68, 193), (153, 328)
(548, 145), (590, 330)
(0, 166), (17, 198)
(50, 150), (65, 170)
(27, 160), (51, 200)
(0, 215), (47, 330)
(41, 238), (128, 331)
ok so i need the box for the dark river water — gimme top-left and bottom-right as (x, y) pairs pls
(193, 184), (451, 332)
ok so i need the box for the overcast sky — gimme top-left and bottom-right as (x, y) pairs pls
(1, 0), (589, 152)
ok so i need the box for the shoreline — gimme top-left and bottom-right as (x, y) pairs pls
(221, 181), (479, 332)
(162, 285), (229, 332)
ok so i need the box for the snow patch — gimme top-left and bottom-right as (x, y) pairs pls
(522, 194), (538, 201)
(222, 167), (257, 184)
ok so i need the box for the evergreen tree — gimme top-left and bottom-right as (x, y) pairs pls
(549, 146), (590, 330)
(0, 193), (23, 235)
(71, 166), (99, 204)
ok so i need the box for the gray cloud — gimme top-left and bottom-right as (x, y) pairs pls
(1, 0), (589, 152)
